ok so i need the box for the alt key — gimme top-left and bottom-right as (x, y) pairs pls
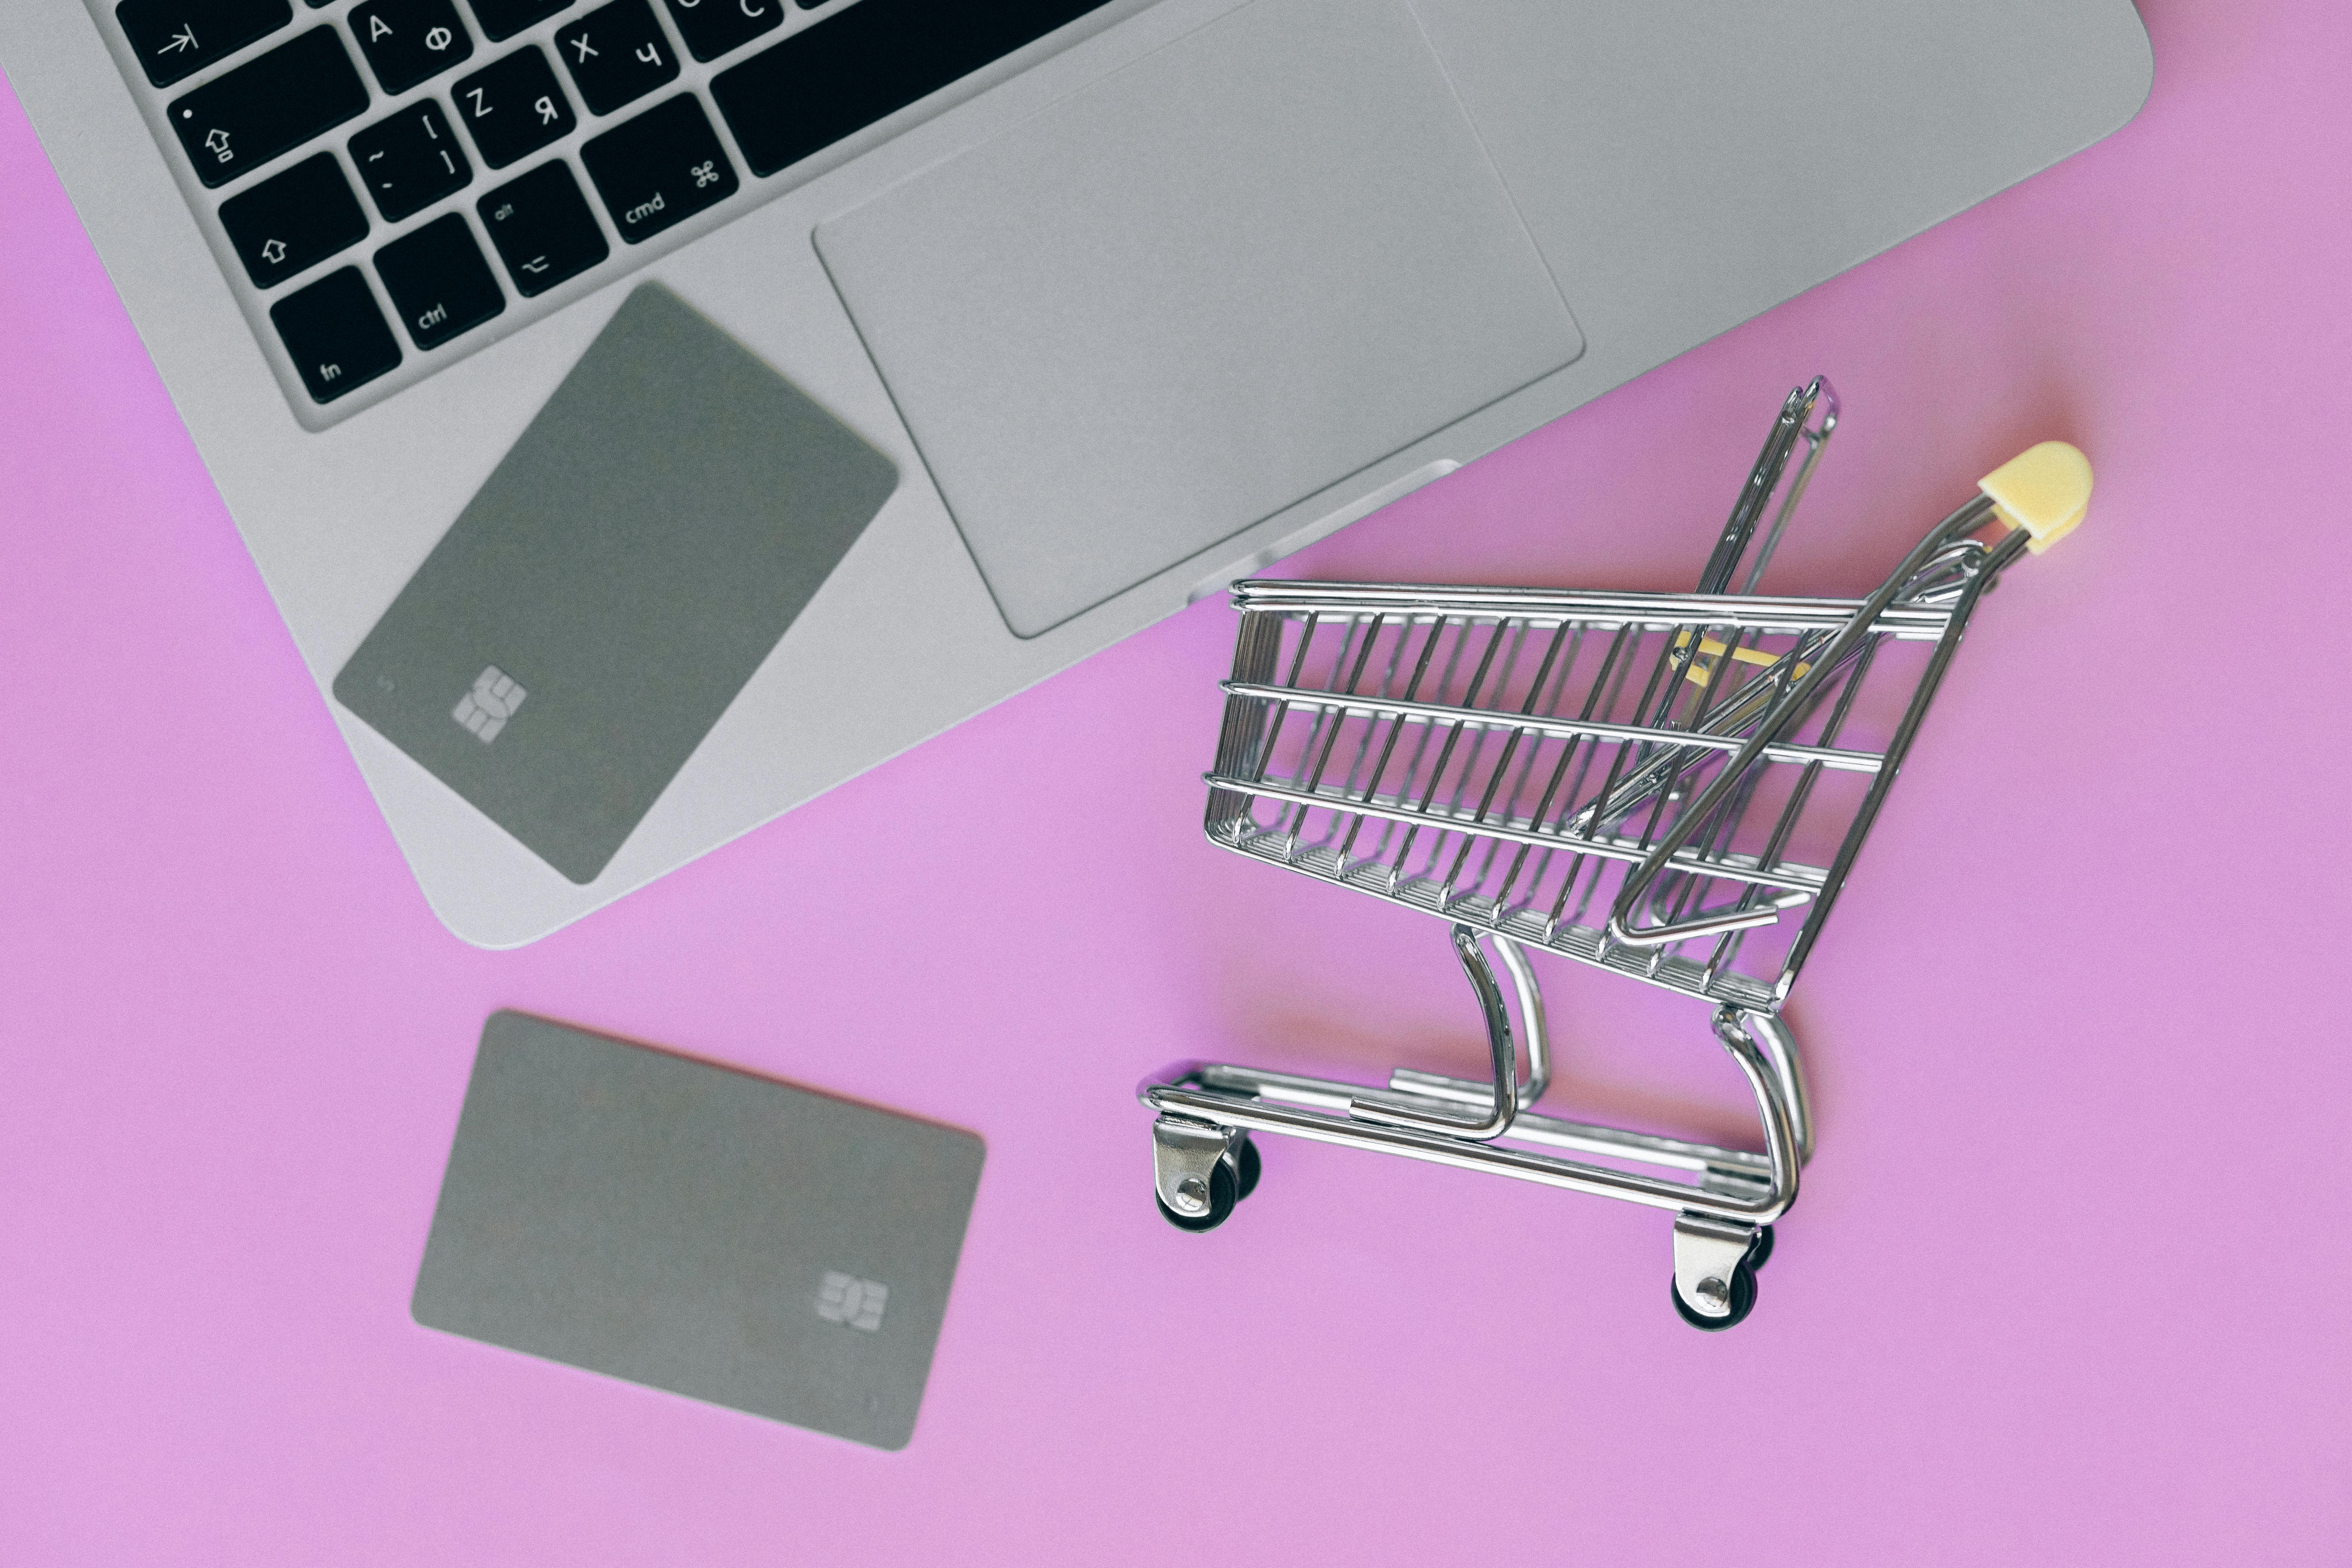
(479, 161), (610, 295)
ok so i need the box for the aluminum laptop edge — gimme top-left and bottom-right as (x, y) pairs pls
(0, 0), (2152, 946)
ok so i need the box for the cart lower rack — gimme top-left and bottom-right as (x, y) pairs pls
(1139, 379), (2092, 1328)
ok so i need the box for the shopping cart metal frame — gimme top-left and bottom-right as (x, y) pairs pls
(1138, 378), (2090, 1329)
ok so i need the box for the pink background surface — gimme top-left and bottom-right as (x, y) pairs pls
(5, 3), (2349, 1561)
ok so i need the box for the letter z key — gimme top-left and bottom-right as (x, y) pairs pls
(452, 46), (576, 168)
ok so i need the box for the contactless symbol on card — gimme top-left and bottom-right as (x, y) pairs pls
(816, 1271), (888, 1332)
(452, 665), (528, 743)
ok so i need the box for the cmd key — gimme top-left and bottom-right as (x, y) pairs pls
(168, 27), (370, 187)
(580, 94), (735, 243)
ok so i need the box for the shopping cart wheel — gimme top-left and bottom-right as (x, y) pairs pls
(1670, 1261), (1758, 1332)
(1155, 1158), (1238, 1233)
(1233, 1135), (1262, 1201)
(1745, 1224), (1775, 1271)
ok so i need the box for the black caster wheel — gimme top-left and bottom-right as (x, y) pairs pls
(1156, 1155), (1239, 1233)
(1745, 1224), (1774, 1272)
(1233, 1135), (1262, 1201)
(1671, 1260), (1758, 1331)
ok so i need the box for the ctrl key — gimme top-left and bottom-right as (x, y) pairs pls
(376, 213), (508, 350)
(271, 266), (402, 403)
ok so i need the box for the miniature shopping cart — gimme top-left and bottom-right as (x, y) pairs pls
(1138, 379), (2090, 1329)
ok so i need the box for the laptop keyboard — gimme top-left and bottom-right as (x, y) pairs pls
(100, 0), (1118, 421)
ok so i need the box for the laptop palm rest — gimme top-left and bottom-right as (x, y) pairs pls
(815, 0), (1585, 638)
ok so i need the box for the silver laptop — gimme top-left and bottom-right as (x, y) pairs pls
(1, 0), (2150, 945)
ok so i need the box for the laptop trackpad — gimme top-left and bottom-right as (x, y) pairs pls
(814, 0), (1584, 638)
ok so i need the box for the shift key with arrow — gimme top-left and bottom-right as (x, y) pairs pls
(218, 153), (370, 288)
(167, 26), (370, 188)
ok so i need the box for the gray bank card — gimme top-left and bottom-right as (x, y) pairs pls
(334, 285), (897, 884)
(413, 1012), (983, 1449)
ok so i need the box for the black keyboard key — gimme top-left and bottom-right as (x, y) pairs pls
(350, 100), (473, 221)
(217, 151), (369, 287)
(464, 0), (568, 41)
(348, 0), (474, 92)
(478, 160), (609, 293)
(711, 0), (1113, 178)
(271, 266), (401, 401)
(657, 0), (778, 65)
(452, 47), (576, 168)
(168, 27), (370, 188)
(580, 94), (736, 243)
(117, 0), (291, 87)
(375, 212), (506, 348)
(554, 0), (678, 115)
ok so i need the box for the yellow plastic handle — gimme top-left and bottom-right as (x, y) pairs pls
(1978, 441), (2092, 554)
(1672, 632), (1811, 687)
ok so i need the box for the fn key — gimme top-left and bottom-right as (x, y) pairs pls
(581, 94), (736, 243)
(271, 267), (402, 403)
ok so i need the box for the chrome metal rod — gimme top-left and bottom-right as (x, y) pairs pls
(1606, 494), (2000, 946)
(1143, 1003), (1804, 1223)
(1197, 1062), (1359, 1111)
(1217, 683), (1885, 774)
(1735, 1009), (1813, 1165)
(1490, 934), (1550, 1106)
(1698, 377), (1836, 596)
(1378, 1073), (1772, 1176)
(1770, 530), (2008, 986)
(1738, 377), (1841, 595)
(1230, 583), (1956, 641)
(1143, 1084), (1794, 1223)
(1349, 925), (1519, 1140)
(1209, 776), (1831, 894)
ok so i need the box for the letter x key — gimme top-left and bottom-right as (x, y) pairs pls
(555, 0), (679, 116)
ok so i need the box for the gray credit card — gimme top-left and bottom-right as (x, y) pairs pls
(334, 285), (897, 884)
(412, 1012), (983, 1449)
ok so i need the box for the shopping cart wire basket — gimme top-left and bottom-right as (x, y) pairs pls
(1138, 378), (2091, 1329)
